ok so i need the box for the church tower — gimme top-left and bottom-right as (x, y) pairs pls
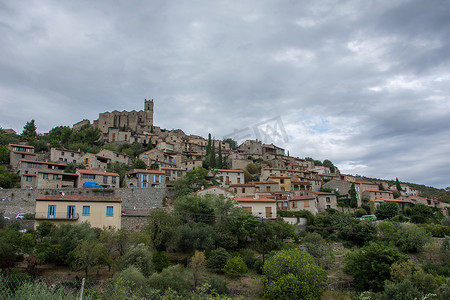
(144, 99), (154, 128)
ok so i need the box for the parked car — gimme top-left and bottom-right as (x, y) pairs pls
(3, 216), (10, 220)
(15, 213), (26, 219)
(358, 215), (377, 221)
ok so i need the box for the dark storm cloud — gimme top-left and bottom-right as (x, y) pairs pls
(0, 0), (449, 188)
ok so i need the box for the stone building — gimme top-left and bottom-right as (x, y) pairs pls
(9, 144), (36, 171)
(50, 148), (83, 165)
(94, 99), (154, 135)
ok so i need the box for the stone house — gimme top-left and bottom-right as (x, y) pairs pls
(9, 144), (36, 171)
(50, 148), (82, 164)
(234, 194), (277, 219)
(197, 186), (234, 198)
(254, 181), (279, 193)
(288, 195), (318, 215)
(237, 140), (262, 155)
(229, 184), (255, 197)
(212, 169), (245, 188)
(362, 190), (394, 201)
(125, 169), (165, 188)
(35, 170), (78, 189)
(310, 191), (338, 212)
(18, 160), (66, 189)
(106, 128), (132, 143)
(97, 149), (131, 166)
(180, 159), (203, 171)
(76, 169), (119, 188)
(78, 153), (109, 171)
(34, 195), (122, 229)
(139, 148), (177, 167)
(161, 167), (186, 184)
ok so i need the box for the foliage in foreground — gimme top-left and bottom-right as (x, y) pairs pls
(263, 249), (326, 300)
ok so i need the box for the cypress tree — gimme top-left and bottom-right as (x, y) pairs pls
(396, 177), (402, 192)
(206, 133), (212, 157)
(209, 139), (216, 169)
(349, 183), (358, 208)
(217, 142), (223, 169)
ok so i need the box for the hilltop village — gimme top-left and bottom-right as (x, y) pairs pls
(1, 100), (450, 299)
(1, 99), (449, 228)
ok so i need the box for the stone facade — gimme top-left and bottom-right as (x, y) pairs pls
(0, 187), (172, 218)
(9, 144), (36, 171)
(94, 99), (154, 135)
(50, 148), (82, 165)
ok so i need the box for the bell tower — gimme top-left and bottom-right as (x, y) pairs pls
(144, 99), (154, 128)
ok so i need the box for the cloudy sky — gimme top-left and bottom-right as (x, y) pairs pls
(1, 0), (449, 188)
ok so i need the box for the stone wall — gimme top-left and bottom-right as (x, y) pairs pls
(0, 187), (174, 218)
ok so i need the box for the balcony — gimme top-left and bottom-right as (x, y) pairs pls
(35, 212), (79, 220)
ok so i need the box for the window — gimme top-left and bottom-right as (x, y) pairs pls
(82, 174), (95, 179)
(106, 206), (113, 216)
(103, 176), (108, 184)
(326, 205), (331, 209)
(43, 174), (49, 179)
(154, 175), (161, 183)
(26, 176), (32, 182)
(71, 153), (74, 157)
(82, 206), (90, 216)
(243, 207), (252, 214)
(112, 177), (116, 184)
(67, 205), (75, 219)
(61, 151), (64, 156)
(53, 174), (58, 180)
(304, 201), (310, 207)
(237, 178), (241, 184)
(48, 205), (56, 219)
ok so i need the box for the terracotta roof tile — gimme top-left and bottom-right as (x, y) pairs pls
(76, 169), (119, 176)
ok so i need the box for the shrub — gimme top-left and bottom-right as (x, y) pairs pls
(354, 208), (367, 218)
(441, 217), (450, 226)
(207, 275), (229, 295)
(263, 249), (326, 300)
(343, 241), (407, 292)
(379, 221), (432, 253)
(152, 251), (171, 273)
(239, 249), (256, 270)
(148, 265), (191, 296)
(118, 244), (154, 277)
(426, 224), (450, 238)
(222, 256), (247, 277)
(302, 232), (333, 268)
(338, 221), (377, 246)
(376, 202), (399, 220)
(114, 265), (148, 288)
(206, 248), (229, 272)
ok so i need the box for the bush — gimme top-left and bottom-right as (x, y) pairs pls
(206, 248), (229, 272)
(207, 275), (229, 295)
(343, 241), (407, 292)
(222, 256), (247, 277)
(152, 251), (171, 273)
(302, 232), (333, 268)
(354, 208), (367, 218)
(441, 217), (450, 226)
(239, 249), (256, 270)
(376, 202), (399, 220)
(148, 265), (191, 296)
(263, 249), (326, 300)
(426, 224), (450, 238)
(410, 204), (434, 224)
(378, 221), (432, 253)
(338, 221), (377, 246)
(118, 244), (154, 277)
(114, 265), (148, 288)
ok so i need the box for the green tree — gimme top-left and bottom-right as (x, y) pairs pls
(223, 255), (247, 277)
(379, 182), (385, 190)
(190, 250), (206, 289)
(323, 159), (336, 173)
(343, 241), (407, 291)
(223, 138), (237, 150)
(209, 140), (216, 169)
(148, 265), (192, 296)
(0, 144), (9, 164)
(173, 167), (219, 196)
(246, 163), (258, 175)
(118, 243), (154, 277)
(0, 228), (21, 272)
(349, 183), (358, 208)
(145, 208), (180, 252)
(152, 251), (171, 273)
(410, 204), (434, 224)
(0, 165), (20, 188)
(263, 249), (327, 300)
(206, 247), (229, 272)
(396, 177), (402, 192)
(132, 159), (147, 170)
(376, 202), (400, 220)
(216, 142), (223, 169)
(73, 240), (110, 278)
(21, 119), (37, 140)
(64, 162), (86, 173)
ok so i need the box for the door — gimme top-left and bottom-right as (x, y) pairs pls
(48, 205), (56, 219)
(265, 206), (272, 218)
(67, 205), (75, 219)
